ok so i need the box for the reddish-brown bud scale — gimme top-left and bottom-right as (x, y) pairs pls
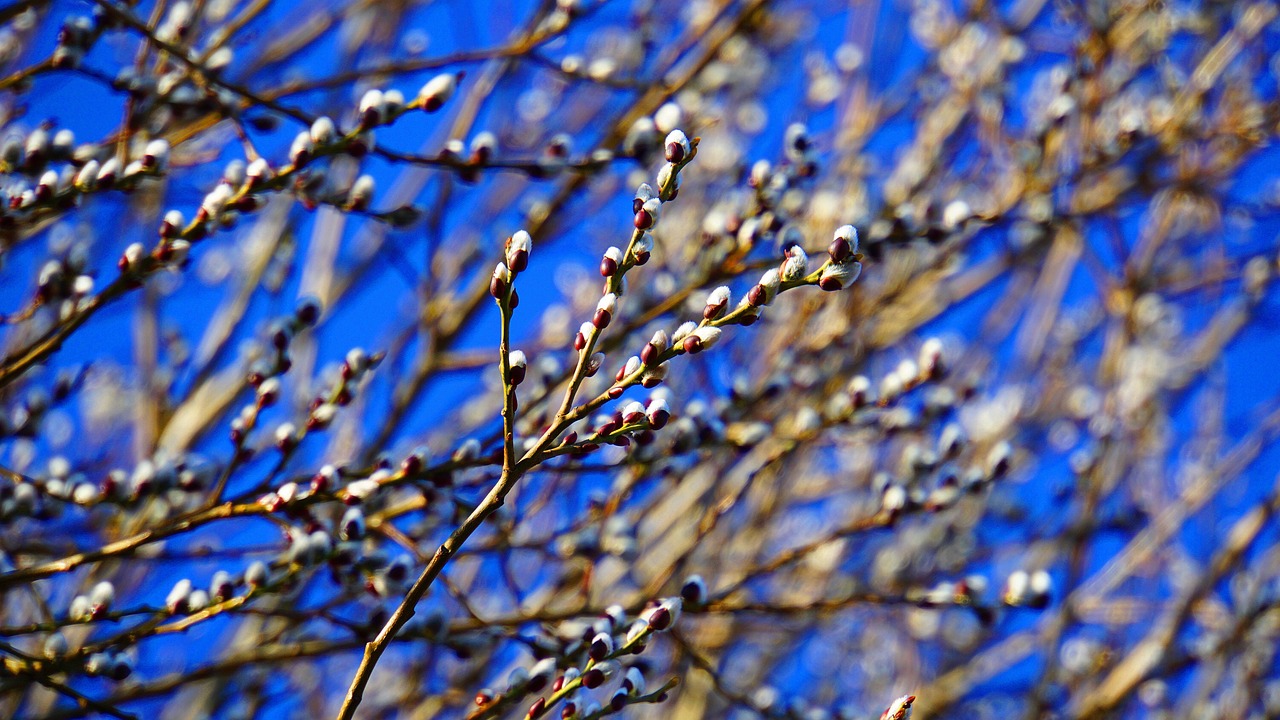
(608, 386), (624, 399)
(666, 142), (686, 163)
(634, 210), (653, 229)
(583, 669), (605, 689)
(508, 250), (528, 273)
(819, 275), (844, 292)
(509, 365), (526, 385)
(641, 344), (660, 367)
(510, 288), (519, 308)
(475, 692), (492, 707)
(648, 410), (670, 429)
(828, 236), (852, 263)
(748, 284), (767, 306)
(573, 332), (586, 351)
(682, 336), (703, 354)
(527, 697), (547, 719)
(490, 276), (507, 299)
(600, 256), (617, 277)
(649, 606), (672, 630)
(642, 375), (663, 388)
(401, 455), (422, 475)
(593, 309), (612, 329)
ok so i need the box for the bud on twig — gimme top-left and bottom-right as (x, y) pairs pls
(507, 230), (532, 272)
(418, 73), (459, 112)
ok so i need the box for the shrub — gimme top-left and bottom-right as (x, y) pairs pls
(0, 1), (1278, 719)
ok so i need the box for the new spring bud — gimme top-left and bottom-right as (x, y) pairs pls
(358, 89), (385, 128)
(1028, 570), (1053, 608)
(633, 232), (653, 265)
(1003, 570), (1029, 606)
(621, 401), (646, 425)
(201, 183), (234, 219)
(680, 574), (707, 606)
(623, 666), (646, 695)
(642, 597), (682, 631)
(89, 580), (115, 615)
(36, 170), (58, 200)
(634, 198), (661, 230)
(749, 159), (772, 188)
(593, 293), (618, 329)
(418, 73), (459, 112)
(747, 268), (782, 307)
(641, 363), (667, 388)
(142, 138), (169, 170)
(819, 260), (862, 291)
(633, 182), (654, 213)
(383, 89), (405, 114)
(703, 286), (731, 320)
(642, 329), (669, 366)
(507, 230), (532, 272)
(528, 658), (556, 692)
(246, 157), (272, 185)
(97, 157), (120, 187)
(672, 321), (698, 345)
(157, 209), (184, 238)
(646, 397), (670, 428)
(943, 199), (973, 230)
(621, 355), (642, 380)
(274, 422), (298, 450)
(210, 571), (234, 601)
(166, 579), (193, 614)
(881, 695), (916, 720)
(289, 131), (314, 166)
(664, 129), (690, 163)
(245, 560), (269, 587)
(75, 159), (99, 190)
(682, 326), (721, 354)
(570, 352), (597, 379)
(508, 350), (528, 385)
(470, 131), (496, 163)
(589, 631), (613, 660)
(600, 246), (623, 277)
(919, 338), (944, 378)
(828, 224), (859, 263)
(490, 262), (511, 300)
(349, 175), (375, 210)
(784, 122), (810, 157)
(780, 245), (809, 283)
(574, 322), (593, 351)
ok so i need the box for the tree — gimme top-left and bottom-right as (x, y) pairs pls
(0, 0), (1278, 718)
